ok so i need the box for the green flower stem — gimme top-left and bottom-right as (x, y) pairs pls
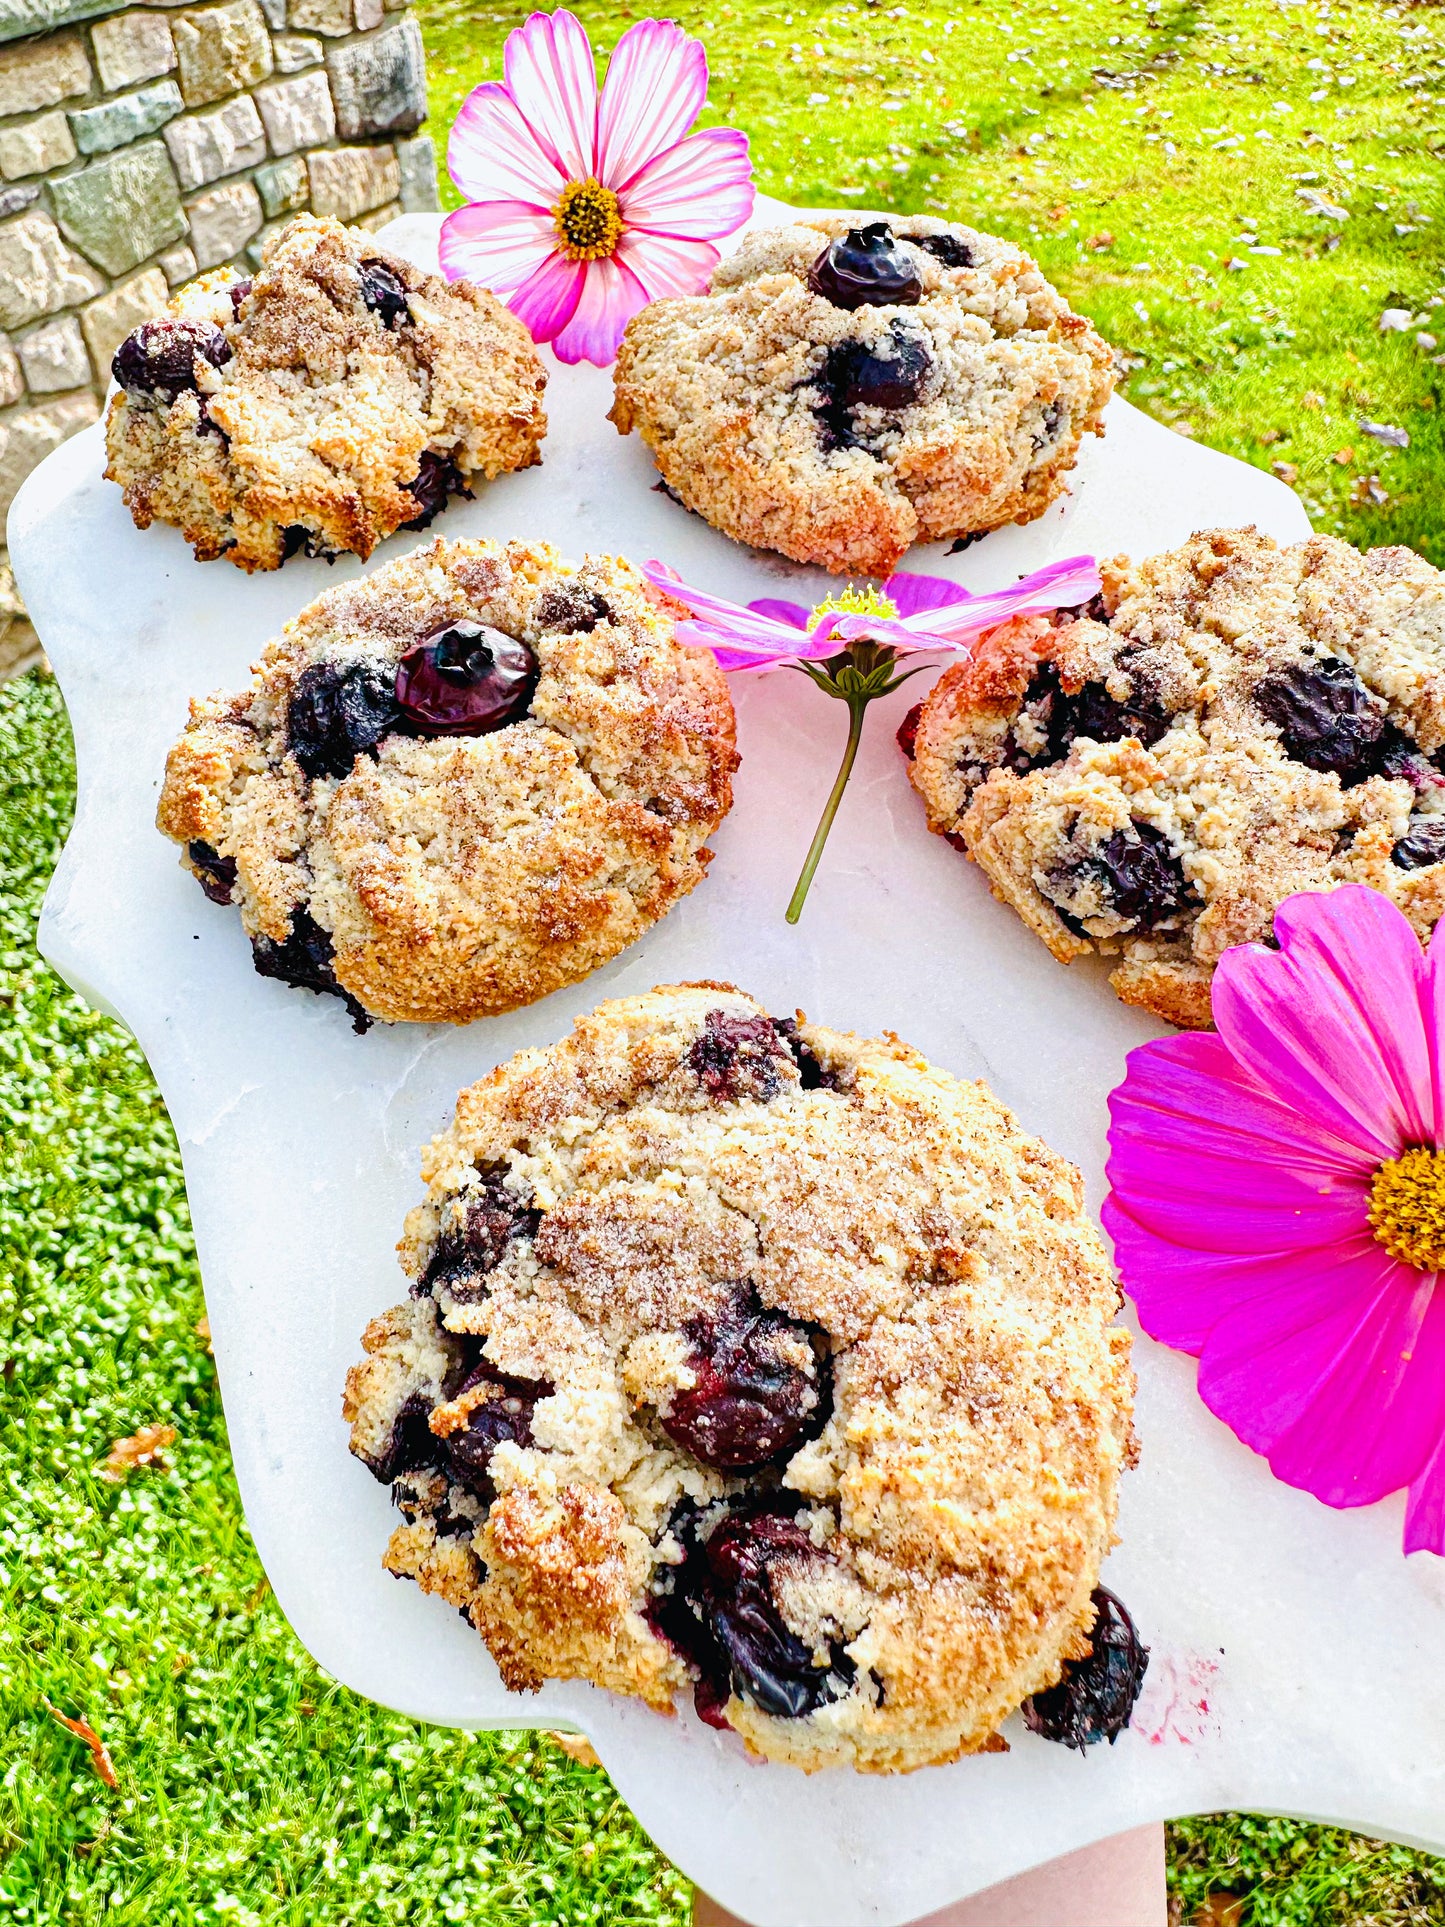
(785, 694), (869, 925)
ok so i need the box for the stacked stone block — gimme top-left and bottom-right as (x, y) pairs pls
(0, 0), (439, 672)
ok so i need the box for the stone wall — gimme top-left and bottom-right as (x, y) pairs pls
(0, 0), (439, 673)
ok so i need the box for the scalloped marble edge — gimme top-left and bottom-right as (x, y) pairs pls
(14, 202), (1445, 1927)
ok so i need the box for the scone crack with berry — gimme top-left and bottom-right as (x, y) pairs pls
(609, 215), (1115, 576)
(901, 526), (1445, 1028)
(105, 214), (547, 571)
(157, 540), (737, 1027)
(343, 984), (1139, 1773)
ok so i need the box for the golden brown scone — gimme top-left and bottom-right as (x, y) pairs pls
(157, 540), (737, 1026)
(901, 527), (1445, 1030)
(609, 214), (1114, 576)
(105, 214), (546, 570)
(343, 983), (1138, 1772)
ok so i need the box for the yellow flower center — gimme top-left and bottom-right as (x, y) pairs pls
(1368, 1145), (1445, 1271)
(807, 585), (899, 631)
(553, 178), (623, 260)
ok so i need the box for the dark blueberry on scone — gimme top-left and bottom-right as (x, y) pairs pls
(104, 214), (547, 571)
(1022, 1587), (1149, 1749)
(610, 214), (1115, 577)
(156, 540), (737, 1026)
(903, 527), (1445, 1029)
(342, 984), (1138, 1772)
(402, 450), (474, 531)
(806, 222), (924, 310)
(111, 316), (232, 402)
(659, 1285), (827, 1472)
(655, 1505), (860, 1727)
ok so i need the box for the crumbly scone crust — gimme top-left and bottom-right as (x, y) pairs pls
(157, 540), (737, 1023)
(343, 983), (1136, 1772)
(105, 214), (547, 571)
(609, 214), (1115, 576)
(905, 527), (1445, 1028)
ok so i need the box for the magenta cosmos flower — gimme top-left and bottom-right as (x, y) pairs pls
(642, 554), (1102, 670)
(1105, 886), (1445, 1555)
(439, 10), (754, 365)
(645, 555), (1102, 920)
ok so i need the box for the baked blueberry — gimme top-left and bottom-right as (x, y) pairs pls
(431, 1360), (550, 1501)
(807, 222), (923, 311)
(774, 1015), (841, 1091)
(420, 1173), (541, 1300)
(402, 450), (473, 530)
(1032, 399), (1067, 452)
(916, 232), (975, 269)
(394, 620), (539, 737)
(1021, 660), (1170, 767)
(687, 1009), (791, 1103)
(249, 906), (372, 1032)
(661, 1286), (827, 1472)
(355, 1390), (436, 1484)
(112, 317), (232, 404)
(279, 524), (336, 562)
(186, 839), (236, 904)
(658, 1508), (857, 1727)
(286, 658), (402, 779)
(359, 258), (411, 329)
(824, 328), (932, 413)
(1090, 823), (1189, 928)
(1254, 656), (1392, 785)
(1391, 815), (1445, 871)
(535, 584), (614, 633)
(1022, 1587), (1149, 1749)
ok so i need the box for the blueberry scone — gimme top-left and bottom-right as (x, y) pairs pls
(343, 984), (1139, 1773)
(157, 540), (737, 1027)
(609, 216), (1115, 577)
(901, 527), (1445, 1029)
(105, 214), (547, 570)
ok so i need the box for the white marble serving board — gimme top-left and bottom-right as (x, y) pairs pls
(14, 197), (1445, 1927)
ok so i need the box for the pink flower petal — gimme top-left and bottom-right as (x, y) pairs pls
(619, 130), (755, 239)
(596, 17), (708, 191)
(880, 570), (975, 618)
(1212, 887), (1435, 1163)
(548, 251), (649, 365)
(1422, 912), (1445, 1141)
(446, 81), (566, 209)
(1404, 1427), (1445, 1555)
(1102, 1206), (1306, 1354)
(644, 563), (811, 646)
(748, 599), (810, 629)
(502, 8), (599, 183)
(508, 246), (586, 345)
(615, 229), (720, 302)
(438, 201), (558, 295)
(907, 556), (1102, 639)
(1198, 1241), (1445, 1510)
(1110, 1033), (1374, 1179)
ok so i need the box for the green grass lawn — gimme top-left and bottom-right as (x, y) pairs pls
(3, 0), (1445, 1921)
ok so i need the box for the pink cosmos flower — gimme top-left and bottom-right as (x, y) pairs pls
(644, 555), (1102, 921)
(642, 554), (1103, 670)
(439, 10), (754, 365)
(1104, 886), (1445, 1556)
